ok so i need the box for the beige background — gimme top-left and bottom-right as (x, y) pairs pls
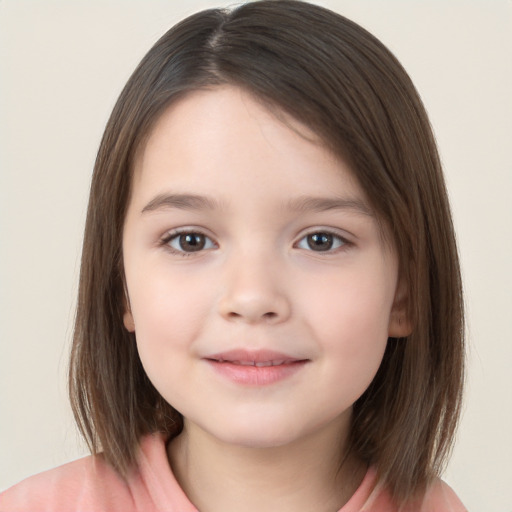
(1, 1), (511, 510)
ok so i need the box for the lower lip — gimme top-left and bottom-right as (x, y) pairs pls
(206, 360), (308, 386)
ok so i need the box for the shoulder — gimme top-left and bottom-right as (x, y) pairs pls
(417, 478), (467, 512)
(0, 433), (196, 512)
(0, 453), (138, 512)
(356, 469), (467, 512)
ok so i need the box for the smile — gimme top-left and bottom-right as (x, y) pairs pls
(205, 349), (309, 386)
(212, 359), (289, 367)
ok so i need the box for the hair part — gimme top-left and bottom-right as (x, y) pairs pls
(69, 0), (464, 505)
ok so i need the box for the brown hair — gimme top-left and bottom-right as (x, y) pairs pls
(69, 0), (464, 505)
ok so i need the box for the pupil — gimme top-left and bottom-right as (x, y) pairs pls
(180, 233), (205, 252)
(308, 233), (333, 251)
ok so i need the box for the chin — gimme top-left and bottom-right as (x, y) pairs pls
(203, 418), (311, 450)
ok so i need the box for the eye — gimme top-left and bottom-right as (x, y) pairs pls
(296, 231), (347, 252)
(164, 231), (216, 253)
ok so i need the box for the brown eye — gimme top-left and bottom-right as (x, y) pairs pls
(167, 232), (214, 253)
(307, 233), (333, 251)
(297, 231), (347, 252)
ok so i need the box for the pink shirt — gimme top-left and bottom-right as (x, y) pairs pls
(0, 433), (466, 512)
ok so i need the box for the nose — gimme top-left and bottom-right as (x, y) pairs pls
(217, 251), (291, 325)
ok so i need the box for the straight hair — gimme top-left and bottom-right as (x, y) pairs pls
(69, 0), (464, 505)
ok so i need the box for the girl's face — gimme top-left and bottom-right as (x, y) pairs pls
(123, 86), (408, 449)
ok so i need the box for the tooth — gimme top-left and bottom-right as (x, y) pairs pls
(272, 360), (285, 366)
(255, 361), (272, 367)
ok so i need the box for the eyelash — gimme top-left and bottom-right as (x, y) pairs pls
(159, 228), (352, 257)
(160, 229), (217, 257)
(294, 230), (351, 253)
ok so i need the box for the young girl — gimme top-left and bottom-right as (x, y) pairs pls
(0, 1), (466, 510)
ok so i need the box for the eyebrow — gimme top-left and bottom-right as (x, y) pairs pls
(141, 192), (373, 217)
(141, 193), (223, 214)
(286, 196), (374, 217)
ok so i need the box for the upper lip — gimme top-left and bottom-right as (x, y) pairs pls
(205, 349), (307, 366)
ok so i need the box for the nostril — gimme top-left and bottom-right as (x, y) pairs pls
(225, 310), (278, 322)
(219, 293), (291, 324)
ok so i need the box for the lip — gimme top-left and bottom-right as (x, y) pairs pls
(204, 349), (309, 386)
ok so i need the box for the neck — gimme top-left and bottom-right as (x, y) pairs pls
(167, 416), (366, 512)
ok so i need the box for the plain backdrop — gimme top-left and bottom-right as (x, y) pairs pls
(1, 1), (511, 510)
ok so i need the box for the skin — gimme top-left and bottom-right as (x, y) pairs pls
(122, 86), (410, 512)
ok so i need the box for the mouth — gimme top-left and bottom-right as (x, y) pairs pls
(204, 349), (309, 386)
(210, 359), (294, 367)
(206, 349), (306, 365)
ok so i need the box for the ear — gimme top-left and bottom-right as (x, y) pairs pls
(123, 310), (135, 332)
(388, 278), (413, 338)
(122, 283), (136, 332)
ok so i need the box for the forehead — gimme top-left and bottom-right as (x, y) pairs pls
(132, 86), (367, 204)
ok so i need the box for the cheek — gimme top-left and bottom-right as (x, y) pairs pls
(127, 266), (214, 376)
(129, 264), (209, 331)
(299, 266), (395, 395)
(301, 261), (395, 337)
